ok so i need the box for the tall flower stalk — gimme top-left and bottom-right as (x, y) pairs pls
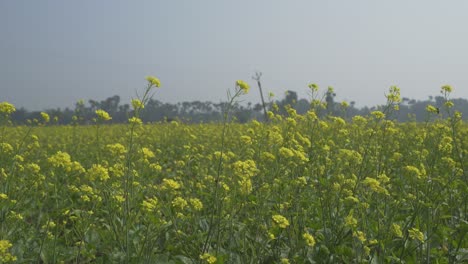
(202, 80), (249, 256)
(123, 76), (161, 261)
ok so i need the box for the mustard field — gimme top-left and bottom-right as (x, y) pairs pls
(0, 80), (467, 263)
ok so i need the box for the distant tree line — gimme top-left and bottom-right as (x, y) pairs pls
(8, 91), (468, 125)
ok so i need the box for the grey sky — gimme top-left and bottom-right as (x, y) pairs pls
(2, 0), (468, 111)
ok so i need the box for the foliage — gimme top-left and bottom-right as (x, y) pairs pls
(0, 83), (467, 263)
(10, 89), (468, 125)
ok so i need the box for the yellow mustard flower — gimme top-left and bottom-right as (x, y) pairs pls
(236, 80), (250, 94)
(272, 214), (290, 229)
(232, 160), (258, 178)
(425, 104), (439, 114)
(131, 99), (145, 110)
(200, 253), (217, 264)
(279, 147), (295, 159)
(87, 164), (110, 181)
(303, 232), (316, 247)
(0, 240), (17, 262)
(345, 212), (358, 228)
(0, 102), (15, 115)
(240, 135), (252, 145)
(172, 197), (188, 210)
(441, 84), (452, 93)
(142, 197), (158, 212)
(40, 112), (50, 123)
(362, 177), (389, 195)
(48, 151), (72, 168)
(161, 178), (181, 190)
(391, 223), (403, 238)
(308, 83), (319, 91)
(238, 178), (252, 195)
(141, 147), (155, 159)
(189, 198), (203, 211)
(146, 76), (161, 87)
(371, 111), (385, 119)
(354, 230), (367, 243)
(128, 117), (142, 125)
(408, 227), (424, 242)
(95, 109), (112, 121)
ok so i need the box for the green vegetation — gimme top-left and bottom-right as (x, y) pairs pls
(0, 79), (467, 263)
(10, 85), (468, 125)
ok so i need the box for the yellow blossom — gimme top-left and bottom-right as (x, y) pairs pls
(307, 110), (318, 120)
(444, 101), (454, 108)
(240, 135), (252, 144)
(0, 240), (16, 262)
(172, 197), (188, 210)
(8, 211), (23, 221)
(426, 104), (439, 114)
(404, 165), (422, 179)
(296, 176), (307, 186)
(106, 143), (127, 155)
(352, 115), (367, 125)
(131, 99), (144, 110)
(114, 195), (125, 203)
(40, 112), (50, 123)
(141, 147), (155, 159)
(308, 83), (319, 91)
(362, 177), (389, 195)
(146, 76), (161, 87)
(87, 164), (110, 181)
(128, 117), (142, 125)
(441, 84), (452, 93)
(95, 109), (112, 121)
(0, 102), (15, 115)
(391, 223), (403, 238)
(200, 253), (217, 264)
(386, 86), (401, 103)
(236, 80), (250, 94)
(303, 232), (316, 247)
(344, 196), (359, 205)
(261, 151), (276, 161)
(238, 178), (252, 195)
(161, 178), (181, 190)
(371, 111), (385, 119)
(0, 143), (13, 154)
(438, 136), (453, 153)
(272, 214), (290, 228)
(232, 159), (258, 178)
(189, 198), (203, 211)
(354, 230), (367, 243)
(142, 197), (158, 212)
(408, 227), (424, 242)
(48, 151), (72, 168)
(345, 211), (358, 228)
(279, 147), (295, 159)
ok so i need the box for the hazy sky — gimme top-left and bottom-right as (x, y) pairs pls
(2, 1), (468, 111)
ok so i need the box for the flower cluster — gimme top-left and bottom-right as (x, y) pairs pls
(95, 109), (112, 121)
(146, 76), (161, 87)
(236, 80), (250, 94)
(0, 102), (15, 115)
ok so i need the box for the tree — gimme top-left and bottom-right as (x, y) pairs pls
(325, 87), (336, 115)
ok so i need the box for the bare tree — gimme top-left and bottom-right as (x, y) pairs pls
(252, 71), (268, 121)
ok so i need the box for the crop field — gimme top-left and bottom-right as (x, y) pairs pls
(0, 81), (467, 263)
